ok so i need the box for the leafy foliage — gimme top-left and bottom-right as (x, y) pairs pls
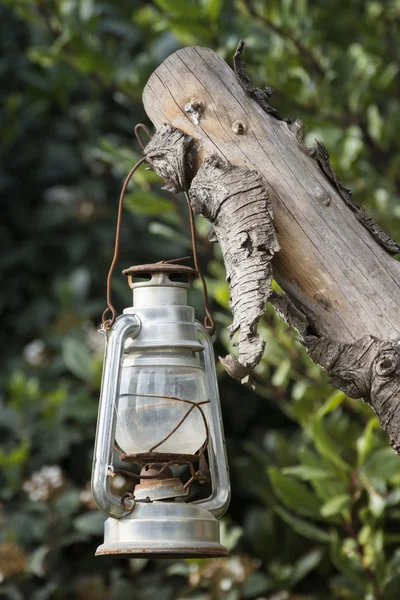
(1, 0), (400, 599)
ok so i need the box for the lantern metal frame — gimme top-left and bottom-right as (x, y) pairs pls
(91, 315), (230, 511)
(91, 269), (230, 557)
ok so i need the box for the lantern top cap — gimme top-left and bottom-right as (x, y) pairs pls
(122, 261), (198, 282)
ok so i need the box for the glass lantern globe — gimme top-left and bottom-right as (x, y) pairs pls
(115, 349), (207, 455)
(91, 262), (230, 558)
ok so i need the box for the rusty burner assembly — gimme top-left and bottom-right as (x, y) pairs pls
(91, 127), (230, 558)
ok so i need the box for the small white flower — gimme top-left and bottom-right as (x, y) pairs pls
(219, 578), (232, 591)
(23, 465), (64, 501)
(23, 340), (45, 367)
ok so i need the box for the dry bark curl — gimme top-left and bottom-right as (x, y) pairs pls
(145, 128), (279, 379)
(190, 155), (280, 373)
(234, 40), (291, 124)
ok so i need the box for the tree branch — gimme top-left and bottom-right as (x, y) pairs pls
(142, 44), (400, 451)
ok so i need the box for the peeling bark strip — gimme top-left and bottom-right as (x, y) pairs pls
(190, 156), (280, 371)
(143, 126), (279, 375)
(143, 45), (400, 450)
(233, 40), (291, 124)
(315, 141), (400, 255)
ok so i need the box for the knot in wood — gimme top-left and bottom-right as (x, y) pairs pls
(375, 349), (399, 377)
(144, 124), (194, 193)
(232, 120), (246, 135)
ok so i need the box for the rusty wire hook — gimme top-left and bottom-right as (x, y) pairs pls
(102, 124), (215, 335)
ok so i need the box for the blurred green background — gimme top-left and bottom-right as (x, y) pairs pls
(2, 0), (400, 598)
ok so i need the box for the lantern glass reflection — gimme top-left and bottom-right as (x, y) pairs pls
(115, 350), (208, 455)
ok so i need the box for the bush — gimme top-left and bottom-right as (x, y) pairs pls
(1, 1), (400, 598)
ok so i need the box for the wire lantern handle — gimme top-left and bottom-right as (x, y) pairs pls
(101, 155), (148, 329)
(101, 125), (215, 335)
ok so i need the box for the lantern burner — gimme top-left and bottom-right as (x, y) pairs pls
(133, 463), (187, 501)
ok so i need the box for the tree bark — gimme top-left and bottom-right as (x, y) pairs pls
(142, 44), (400, 451)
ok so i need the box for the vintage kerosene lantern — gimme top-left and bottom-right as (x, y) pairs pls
(91, 141), (230, 557)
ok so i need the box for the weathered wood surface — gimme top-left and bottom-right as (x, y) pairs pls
(142, 45), (400, 449)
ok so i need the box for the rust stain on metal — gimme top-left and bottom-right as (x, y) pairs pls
(96, 547), (229, 558)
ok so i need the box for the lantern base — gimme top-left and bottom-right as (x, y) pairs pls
(95, 501), (228, 558)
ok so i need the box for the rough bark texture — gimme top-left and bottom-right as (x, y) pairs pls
(143, 130), (279, 380)
(269, 291), (400, 452)
(144, 124), (194, 193)
(142, 44), (400, 451)
(314, 141), (400, 255)
(190, 155), (280, 372)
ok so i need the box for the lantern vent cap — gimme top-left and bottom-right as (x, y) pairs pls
(123, 261), (198, 289)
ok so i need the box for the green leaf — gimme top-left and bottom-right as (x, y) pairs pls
(62, 338), (92, 382)
(124, 190), (175, 216)
(27, 46), (57, 68)
(299, 447), (348, 501)
(310, 417), (350, 473)
(54, 489), (81, 517)
(367, 104), (383, 142)
(356, 417), (379, 466)
(312, 477), (349, 504)
(202, 0), (224, 21)
(219, 521), (243, 551)
(368, 487), (386, 517)
(386, 488), (400, 507)
(26, 545), (50, 577)
(271, 358), (291, 387)
(289, 547), (325, 586)
(316, 390), (346, 419)
(154, 0), (202, 18)
(320, 494), (352, 518)
(74, 512), (105, 536)
(241, 572), (272, 599)
(269, 467), (322, 518)
(148, 223), (192, 249)
(330, 533), (366, 590)
(274, 506), (331, 543)
(282, 465), (334, 481)
(79, 0), (94, 22)
(361, 447), (400, 482)
(0, 440), (30, 467)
